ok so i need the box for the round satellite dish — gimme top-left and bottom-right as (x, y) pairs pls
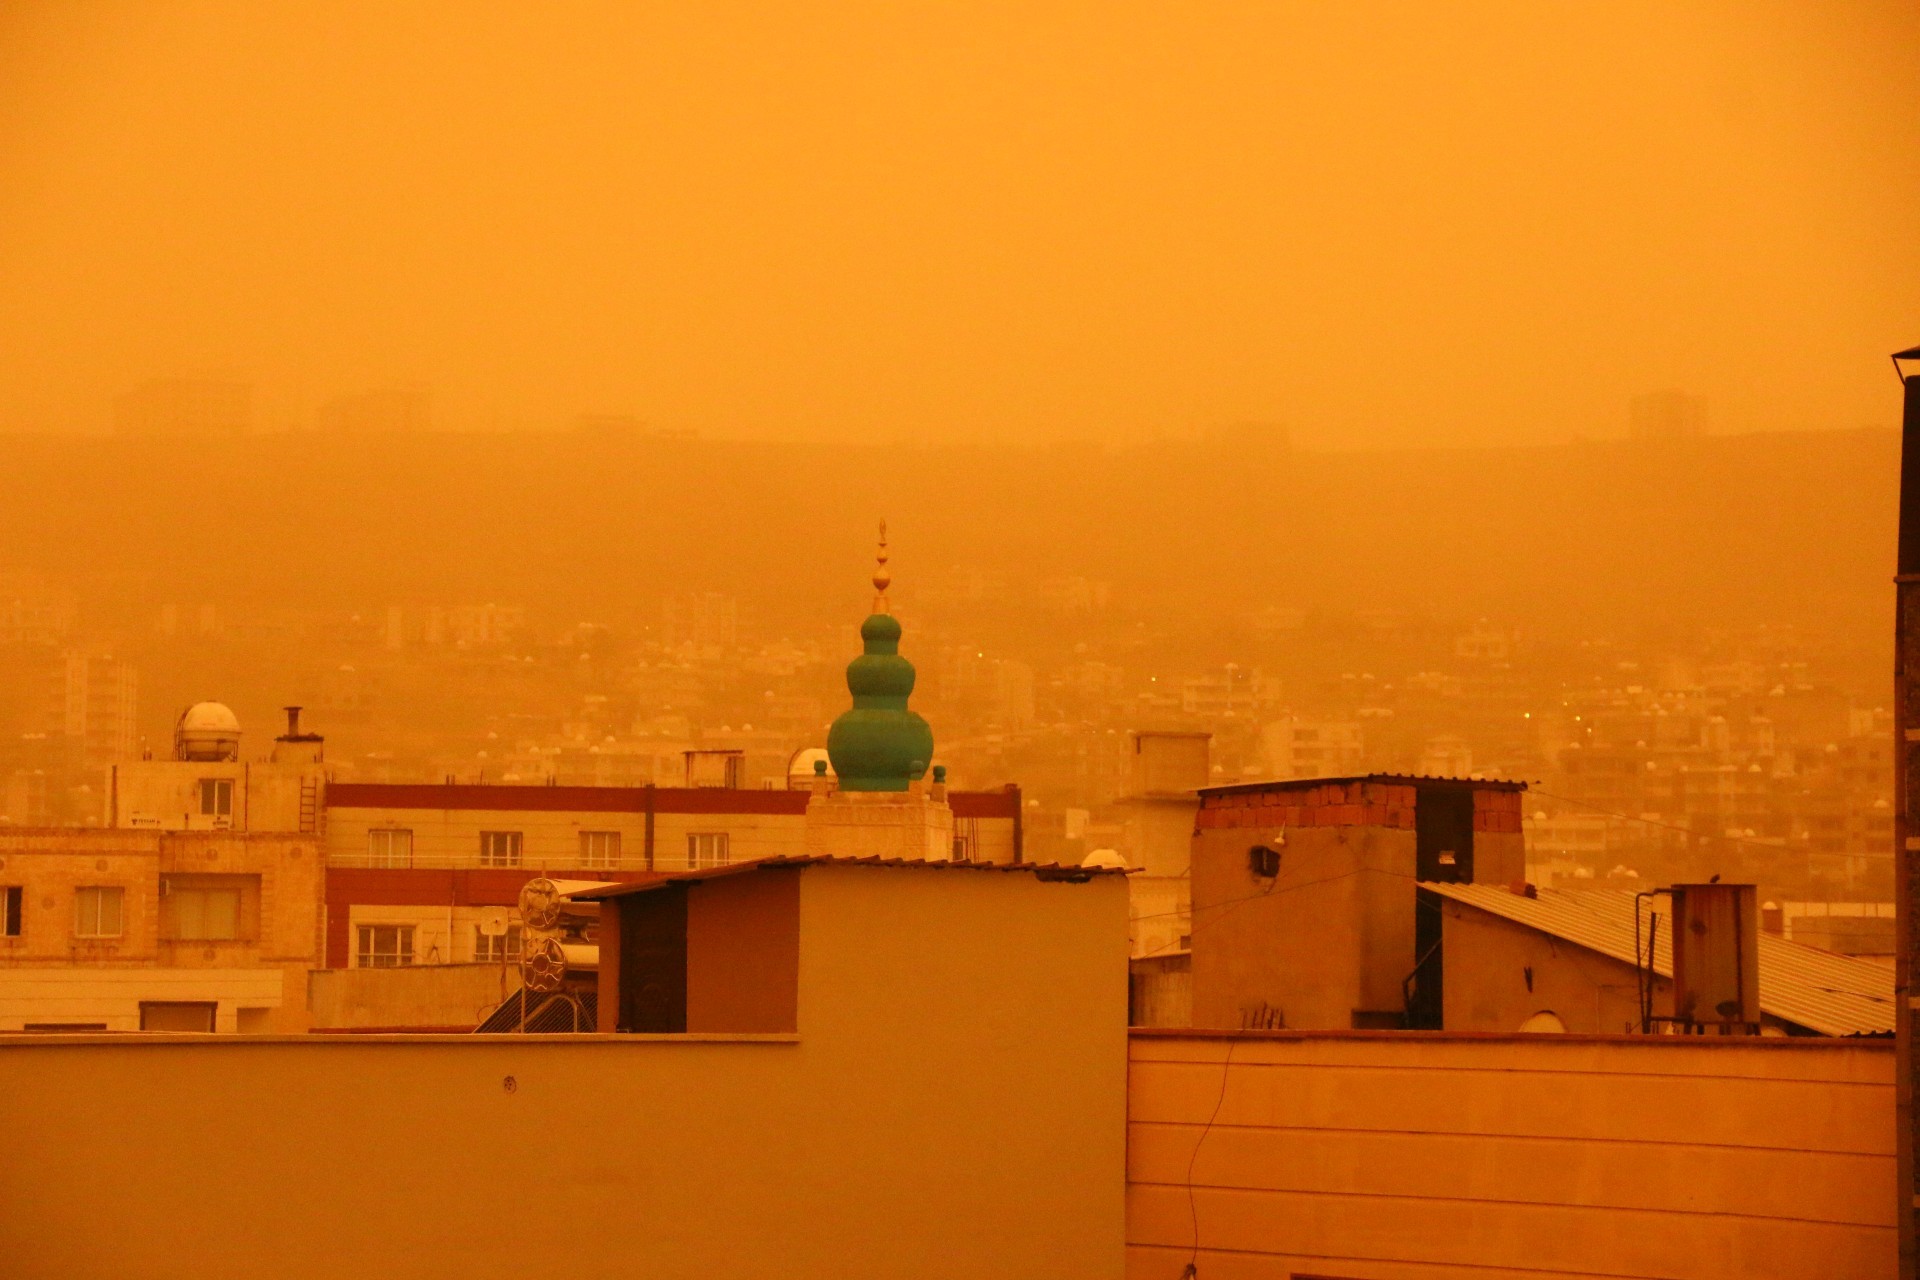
(1517, 1010), (1567, 1034)
(1080, 849), (1129, 871)
(476, 907), (511, 938)
(174, 702), (242, 761)
(517, 878), (562, 931)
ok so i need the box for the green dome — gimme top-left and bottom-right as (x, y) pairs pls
(827, 611), (933, 792)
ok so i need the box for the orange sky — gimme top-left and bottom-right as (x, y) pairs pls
(0, 1), (1914, 445)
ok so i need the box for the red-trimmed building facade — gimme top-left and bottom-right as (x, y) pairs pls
(319, 782), (1023, 969)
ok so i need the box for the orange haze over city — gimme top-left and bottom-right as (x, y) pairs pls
(1, 7), (1919, 1279)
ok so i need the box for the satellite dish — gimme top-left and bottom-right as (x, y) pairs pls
(521, 936), (568, 993)
(517, 877), (562, 931)
(476, 907), (511, 938)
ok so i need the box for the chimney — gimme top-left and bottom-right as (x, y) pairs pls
(270, 704), (324, 765)
(1669, 882), (1760, 1034)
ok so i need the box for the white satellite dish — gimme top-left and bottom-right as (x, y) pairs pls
(476, 907), (511, 938)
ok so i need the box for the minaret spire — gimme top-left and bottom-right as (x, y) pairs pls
(871, 519), (892, 614)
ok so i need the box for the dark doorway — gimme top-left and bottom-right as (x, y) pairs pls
(1414, 785), (1474, 883)
(617, 888), (688, 1033)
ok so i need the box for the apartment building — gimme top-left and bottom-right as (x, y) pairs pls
(0, 826), (321, 1032)
(318, 780), (1022, 969)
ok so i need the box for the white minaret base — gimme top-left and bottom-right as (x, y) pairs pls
(803, 778), (956, 862)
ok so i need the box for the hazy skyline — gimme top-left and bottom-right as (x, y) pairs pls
(2, 1), (1916, 446)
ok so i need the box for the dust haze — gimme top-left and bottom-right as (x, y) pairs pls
(1, 2), (1917, 910)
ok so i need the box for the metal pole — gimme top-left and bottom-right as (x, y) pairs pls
(1893, 349), (1920, 1280)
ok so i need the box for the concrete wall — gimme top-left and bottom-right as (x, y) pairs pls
(1127, 1030), (1893, 1280)
(307, 963), (518, 1031)
(110, 759), (319, 832)
(0, 863), (1128, 1279)
(1190, 780), (1532, 1031)
(1191, 819), (1413, 1030)
(1442, 894), (1671, 1034)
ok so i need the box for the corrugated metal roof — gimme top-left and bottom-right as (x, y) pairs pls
(565, 854), (1125, 901)
(1423, 881), (1893, 1037)
(1199, 773), (1529, 796)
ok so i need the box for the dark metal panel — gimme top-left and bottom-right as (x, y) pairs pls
(617, 887), (687, 1034)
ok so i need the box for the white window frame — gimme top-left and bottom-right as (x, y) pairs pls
(356, 924), (415, 968)
(687, 832), (731, 870)
(579, 830), (621, 869)
(74, 886), (124, 939)
(197, 777), (233, 818)
(367, 828), (413, 868)
(479, 831), (523, 868)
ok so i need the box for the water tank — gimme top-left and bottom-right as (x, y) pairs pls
(174, 702), (241, 762)
(1670, 882), (1761, 1033)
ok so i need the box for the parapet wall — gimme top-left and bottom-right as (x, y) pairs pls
(1127, 1029), (1894, 1280)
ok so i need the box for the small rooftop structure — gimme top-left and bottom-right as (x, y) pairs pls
(572, 854), (1127, 1035)
(1424, 881), (1893, 1037)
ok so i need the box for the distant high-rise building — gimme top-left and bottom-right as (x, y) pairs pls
(56, 652), (138, 766)
(115, 378), (251, 438)
(317, 385), (430, 433)
(1629, 390), (1706, 441)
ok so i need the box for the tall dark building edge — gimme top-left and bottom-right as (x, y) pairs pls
(1893, 344), (1920, 1280)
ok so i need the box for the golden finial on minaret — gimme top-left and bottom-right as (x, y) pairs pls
(872, 520), (892, 613)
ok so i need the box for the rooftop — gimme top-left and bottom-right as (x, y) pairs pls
(1199, 772), (1530, 796)
(1423, 881), (1893, 1037)
(566, 853), (1127, 900)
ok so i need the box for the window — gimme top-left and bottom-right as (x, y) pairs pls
(474, 924), (523, 964)
(367, 828), (413, 868)
(1, 886), (20, 937)
(356, 924), (414, 968)
(479, 831), (522, 868)
(579, 830), (621, 869)
(74, 886), (124, 938)
(140, 1001), (216, 1032)
(687, 832), (730, 869)
(166, 885), (242, 940)
(197, 778), (233, 818)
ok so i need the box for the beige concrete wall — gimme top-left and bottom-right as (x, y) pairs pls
(0, 966), (285, 1031)
(0, 864), (1129, 1279)
(110, 759), (319, 832)
(307, 963), (517, 1030)
(1442, 895), (1669, 1034)
(1191, 822), (1415, 1030)
(1127, 1030), (1893, 1280)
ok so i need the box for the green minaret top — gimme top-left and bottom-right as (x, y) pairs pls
(826, 523), (934, 792)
